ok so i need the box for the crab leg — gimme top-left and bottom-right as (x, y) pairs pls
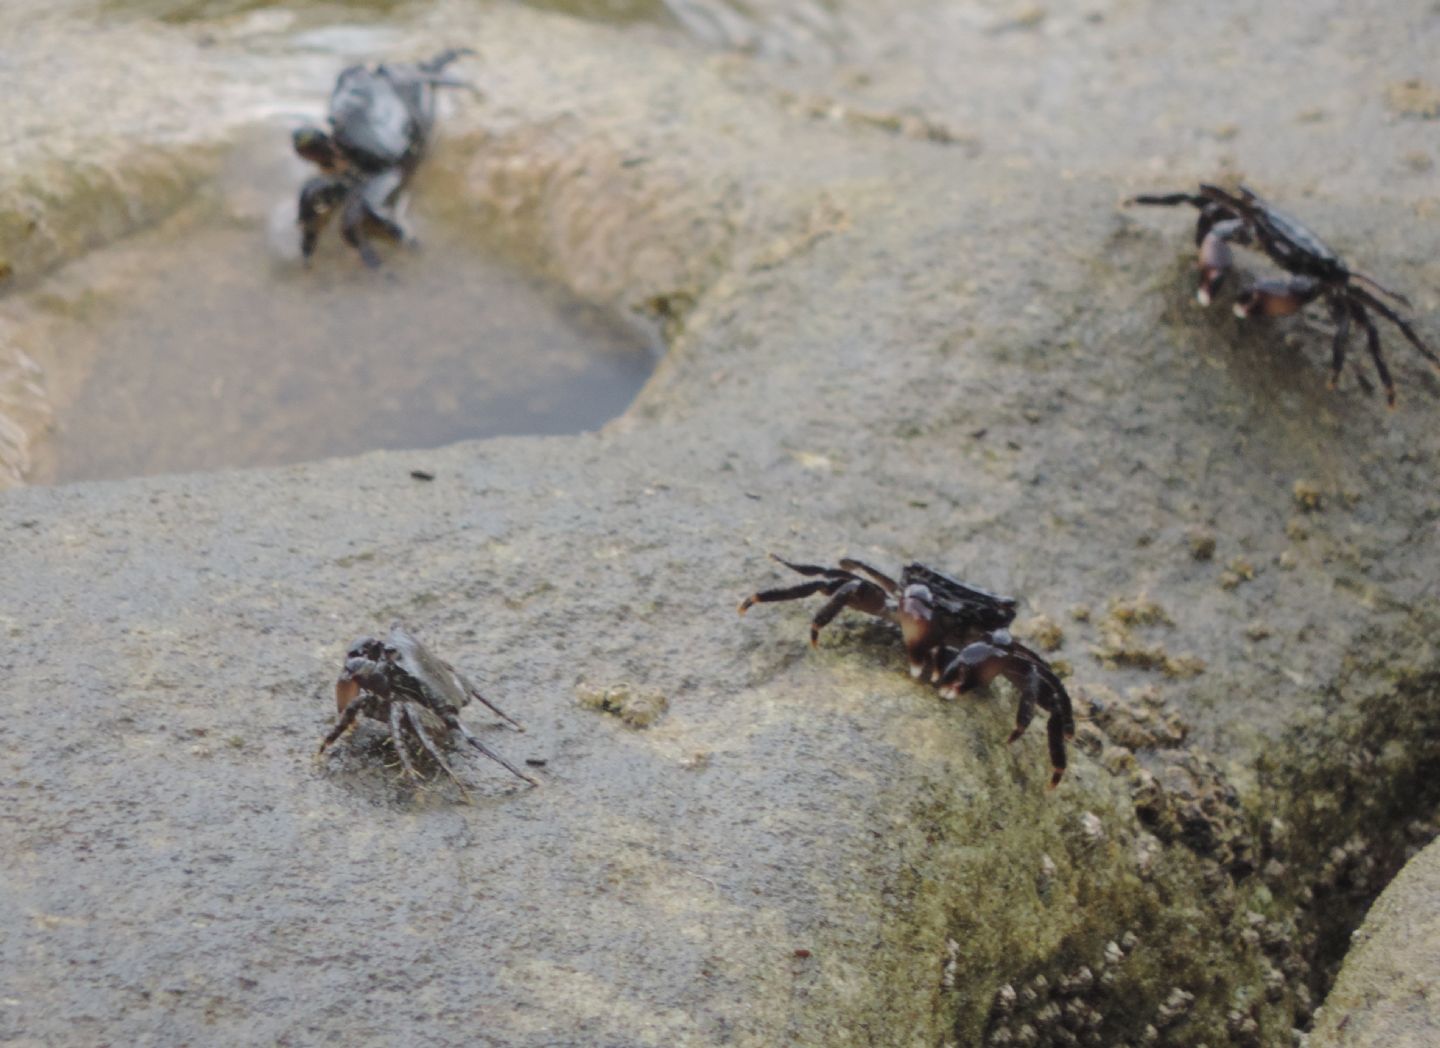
(768, 554), (857, 580)
(403, 703), (463, 785)
(738, 579), (841, 615)
(1349, 270), (1413, 309)
(806, 578), (886, 647)
(340, 170), (409, 269)
(1350, 287), (1440, 369)
(1352, 304), (1397, 407)
(442, 712), (539, 786)
(449, 668), (526, 732)
(387, 702), (421, 779)
(1126, 192), (1210, 209)
(339, 190), (385, 269)
(298, 177), (347, 263)
(319, 691), (373, 752)
(1326, 296), (1353, 392)
(419, 47), (477, 74)
(1008, 670), (1038, 745)
(837, 558), (900, 594)
(914, 638), (949, 682)
(1045, 714), (1069, 790)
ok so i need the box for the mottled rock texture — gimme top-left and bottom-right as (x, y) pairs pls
(1311, 836), (1440, 1047)
(4, 2), (1440, 1046)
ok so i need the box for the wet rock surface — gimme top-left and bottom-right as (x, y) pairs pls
(1310, 835), (1440, 1047)
(4, 1), (1440, 1046)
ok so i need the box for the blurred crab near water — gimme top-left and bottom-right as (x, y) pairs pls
(293, 48), (474, 268)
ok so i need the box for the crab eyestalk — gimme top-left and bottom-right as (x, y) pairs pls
(292, 127), (341, 172)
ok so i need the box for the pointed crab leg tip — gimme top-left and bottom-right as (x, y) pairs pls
(737, 599), (752, 615)
(809, 634), (820, 649)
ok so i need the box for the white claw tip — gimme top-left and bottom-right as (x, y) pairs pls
(938, 686), (958, 701)
(909, 663), (924, 678)
(1196, 288), (1211, 307)
(1232, 303), (1248, 319)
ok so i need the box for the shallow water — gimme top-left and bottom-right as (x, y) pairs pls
(28, 127), (657, 484)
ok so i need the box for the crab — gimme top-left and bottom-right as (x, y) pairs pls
(318, 624), (537, 788)
(293, 48), (474, 268)
(738, 554), (1016, 678)
(1127, 183), (1439, 406)
(738, 554), (1076, 787)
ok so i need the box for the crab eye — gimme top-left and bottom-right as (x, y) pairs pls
(904, 583), (933, 608)
(347, 637), (386, 660)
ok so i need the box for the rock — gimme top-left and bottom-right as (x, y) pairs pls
(1310, 837), (1440, 1046)
(4, 2), (1440, 1046)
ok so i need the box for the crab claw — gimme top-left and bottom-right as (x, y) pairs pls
(1195, 223), (1236, 307)
(337, 656), (385, 705)
(293, 126), (341, 171)
(335, 674), (361, 714)
(1234, 277), (1316, 319)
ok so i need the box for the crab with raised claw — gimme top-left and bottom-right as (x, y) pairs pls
(738, 555), (1075, 787)
(294, 48), (474, 268)
(737, 555), (1015, 677)
(319, 623), (537, 788)
(1127, 183), (1438, 406)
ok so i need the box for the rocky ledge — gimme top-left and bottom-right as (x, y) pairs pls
(4, 2), (1440, 1045)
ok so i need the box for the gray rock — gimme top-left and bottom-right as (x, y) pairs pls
(1310, 835), (1440, 1047)
(4, 2), (1440, 1046)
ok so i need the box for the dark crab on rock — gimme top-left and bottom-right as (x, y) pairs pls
(293, 48), (474, 268)
(1127, 183), (1439, 406)
(319, 624), (537, 788)
(739, 555), (1075, 788)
